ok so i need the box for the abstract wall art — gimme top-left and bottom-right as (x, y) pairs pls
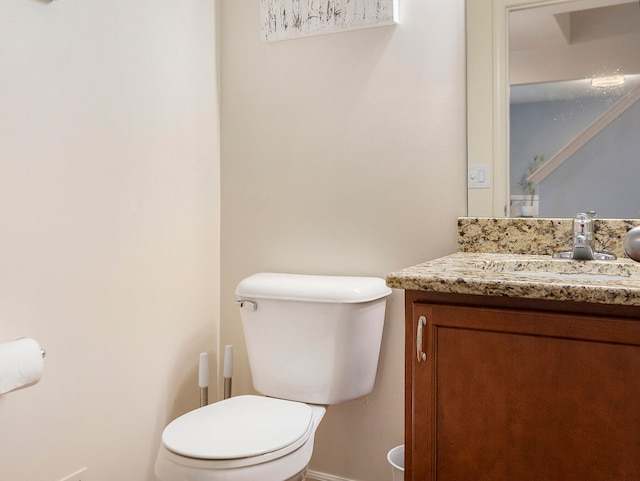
(260, 0), (398, 42)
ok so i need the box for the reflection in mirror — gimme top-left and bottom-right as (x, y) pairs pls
(466, 0), (640, 218)
(509, 0), (640, 218)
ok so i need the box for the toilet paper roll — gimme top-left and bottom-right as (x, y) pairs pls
(0, 338), (44, 395)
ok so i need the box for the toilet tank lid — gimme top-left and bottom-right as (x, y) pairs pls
(235, 273), (392, 303)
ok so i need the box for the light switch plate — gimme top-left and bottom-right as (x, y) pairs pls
(468, 164), (491, 189)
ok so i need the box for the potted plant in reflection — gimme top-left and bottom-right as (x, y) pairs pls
(517, 154), (545, 217)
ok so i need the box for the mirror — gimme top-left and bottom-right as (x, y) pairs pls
(467, 0), (640, 218)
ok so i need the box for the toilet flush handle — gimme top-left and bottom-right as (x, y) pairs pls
(235, 299), (257, 311)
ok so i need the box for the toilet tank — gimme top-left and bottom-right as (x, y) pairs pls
(235, 273), (392, 405)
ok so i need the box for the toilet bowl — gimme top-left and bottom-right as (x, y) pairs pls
(155, 273), (391, 481)
(155, 395), (326, 481)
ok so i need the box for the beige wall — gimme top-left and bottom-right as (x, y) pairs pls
(220, 1), (466, 480)
(0, 1), (219, 480)
(1, 0), (466, 479)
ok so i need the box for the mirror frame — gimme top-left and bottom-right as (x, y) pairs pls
(467, 0), (581, 217)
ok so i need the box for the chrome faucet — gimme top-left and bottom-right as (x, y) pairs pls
(571, 212), (596, 260)
(553, 211), (617, 260)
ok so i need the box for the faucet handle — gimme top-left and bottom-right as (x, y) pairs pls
(576, 211), (596, 219)
(574, 212), (595, 242)
(575, 212), (592, 225)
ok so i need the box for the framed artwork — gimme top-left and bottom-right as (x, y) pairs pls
(260, 0), (398, 42)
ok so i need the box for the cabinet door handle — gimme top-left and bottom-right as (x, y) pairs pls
(417, 316), (427, 362)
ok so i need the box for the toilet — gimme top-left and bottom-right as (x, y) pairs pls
(155, 272), (392, 481)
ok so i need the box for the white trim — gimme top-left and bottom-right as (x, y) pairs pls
(306, 470), (357, 481)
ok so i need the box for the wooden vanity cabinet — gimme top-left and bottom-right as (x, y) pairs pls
(405, 290), (640, 481)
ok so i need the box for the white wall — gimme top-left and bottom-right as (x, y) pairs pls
(220, 1), (467, 480)
(510, 27), (640, 86)
(0, 1), (220, 480)
(0, 0), (466, 479)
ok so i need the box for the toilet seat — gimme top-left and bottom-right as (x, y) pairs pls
(162, 395), (314, 466)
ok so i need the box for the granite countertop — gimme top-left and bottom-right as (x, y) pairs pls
(386, 217), (640, 307)
(386, 252), (640, 306)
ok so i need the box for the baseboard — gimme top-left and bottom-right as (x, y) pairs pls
(306, 470), (356, 481)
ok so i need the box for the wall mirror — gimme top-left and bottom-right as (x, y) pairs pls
(467, 0), (640, 218)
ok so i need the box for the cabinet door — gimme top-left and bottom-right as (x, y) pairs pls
(410, 303), (640, 481)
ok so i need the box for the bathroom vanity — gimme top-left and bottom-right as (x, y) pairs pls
(387, 218), (640, 481)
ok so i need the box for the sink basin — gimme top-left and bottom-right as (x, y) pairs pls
(476, 258), (640, 282)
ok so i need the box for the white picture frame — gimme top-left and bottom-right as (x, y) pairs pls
(260, 0), (398, 42)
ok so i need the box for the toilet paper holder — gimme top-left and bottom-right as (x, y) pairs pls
(0, 338), (46, 395)
(15, 337), (46, 358)
(16, 338), (46, 358)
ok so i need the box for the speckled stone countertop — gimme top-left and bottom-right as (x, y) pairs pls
(456, 217), (638, 258)
(386, 217), (640, 306)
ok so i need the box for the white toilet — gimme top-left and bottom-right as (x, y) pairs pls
(155, 273), (392, 481)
